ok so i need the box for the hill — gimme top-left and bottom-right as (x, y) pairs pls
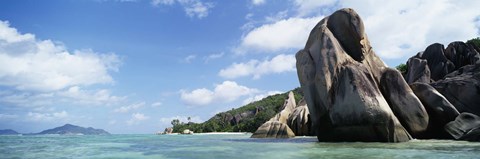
(0, 129), (20, 135)
(171, 87), (303, 133)
(37, 124), (110, 135)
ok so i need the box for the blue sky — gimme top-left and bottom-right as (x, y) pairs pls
(0, 0), (479, 134)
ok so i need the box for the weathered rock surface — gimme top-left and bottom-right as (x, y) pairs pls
(405, 57), (431, 84)
(287, 105), (311, 136)
(164, 127), (173, 134)
(445, 112), (480, 141)
(296, 8), (428, 142)
(269, 92), (297, 124)
(379, 68), (429, 137)
(410, 82), (459, 138)
(251, 121), (295, 138)
(431, 64), (480, 116)
(445, 41), (480, 70)
(417, 43), (455, 81)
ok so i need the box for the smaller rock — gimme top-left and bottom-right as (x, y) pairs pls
(181, 129), (194, 135)
(251, 121), (295, 138)
(405, 57), (431, 84)
(445, 112), (480, 141)
(164, 127), (173, 134)
(287, 105), (312, 136)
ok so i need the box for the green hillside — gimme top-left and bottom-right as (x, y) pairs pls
(171, 87), (303, 133)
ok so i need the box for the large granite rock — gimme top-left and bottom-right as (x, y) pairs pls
(410, 82), (459, 138)
(431, 64), (480, 116)
(405, 57), (431, 84)
(296, 8), (428, 142)
(445, 112), (480, 141)
(251, 121), (295, 138)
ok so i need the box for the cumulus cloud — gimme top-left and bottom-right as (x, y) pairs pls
(151, 0), (214, 19)
(292, 0), (480, 59)
(219, 54), (296, 79)
(236, 16), (322, 54)
(114, 102), (145, 113)
(0, 20), (121, 92)
(27, 111), (68, 122)
(126, 113), (150, 125)
(242, 91), (283, 105)
(180, 81), (259, 106)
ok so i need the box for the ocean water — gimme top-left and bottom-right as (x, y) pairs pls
(1, 133), (479, 159)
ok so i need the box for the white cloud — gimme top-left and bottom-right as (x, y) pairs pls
(59, 86), (125, 106)
(0, 113), (18, 120)
(114, 102), (145, 113)
(126, 113), (150, 125)
(252, 0), (266, 5)
(159, 115), (203, 125)
(293, 0), (337, 16)
(180, 81), (259, 106)
(291, 0), (480, 59)
(182, 54), (196, 63)
(219, 54), (296, 79)
(151, 0), (174, 5)
(27, 111), (68, 122)
(242, 91), (283, 105)
(151, 102), (162, 107)
(204, 52), (224, 63)
(236, 16), (322, 54)
(151, 0), (214, 19)
(0, 20), (121, 92)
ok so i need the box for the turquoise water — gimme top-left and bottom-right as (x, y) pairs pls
(1, 134), (480, 159)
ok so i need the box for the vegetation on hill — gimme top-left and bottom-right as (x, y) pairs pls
(395, 63), (408, 74)
(467, 37), (480, 48)
(171, 88), (303, 133)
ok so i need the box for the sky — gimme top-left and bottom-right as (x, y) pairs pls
(0, 0), (479, 134)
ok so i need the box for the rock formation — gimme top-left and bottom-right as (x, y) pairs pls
(445, 112), (480, 141)
(296, 8), (429, 142)
(251, 121), (295, 138)
(405, 57), (431, 84)
(251, 92), (312, 138)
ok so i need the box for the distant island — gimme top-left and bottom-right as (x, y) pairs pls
(0, 124), (110, 135)
(0, 129), (20, 135)
(37, 124), (110, 135)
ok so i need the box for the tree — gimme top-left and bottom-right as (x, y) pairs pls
(395, 63), (408, 75)
(171, 119), (180, 126)
(188, 117), (191, 122)
(467, 37), (480, 48)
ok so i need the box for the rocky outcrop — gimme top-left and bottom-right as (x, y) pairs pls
(269, 92), (296, 124)
(164, 127), (173, 134)
(296, 8), (429, 142)
(431, 64), (480, 116)
(417, 43), (455, 81)
(287, 104), (311, 136)
(181, 129), (194, 134)
(445, 112), (480, 141)
(251, 92), (314, 138)
(405, 57), (431, 84)
(445, 42), (480, 70)
(251, 121), (295, 138)
(410, 82), (459, 138)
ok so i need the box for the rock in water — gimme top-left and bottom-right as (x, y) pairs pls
(431, 64), (480, 116)
(252, 91), (299, 138)
(287, 104), (311, 136)
(445, 112), (480, 141)
(418, 43), (455, 81)
(251, 121), (295, 138)
(296, 8), (428, 142)
(410, 82), (459, 138)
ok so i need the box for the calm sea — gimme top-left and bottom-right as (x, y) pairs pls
(1, 133), (479, 159)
